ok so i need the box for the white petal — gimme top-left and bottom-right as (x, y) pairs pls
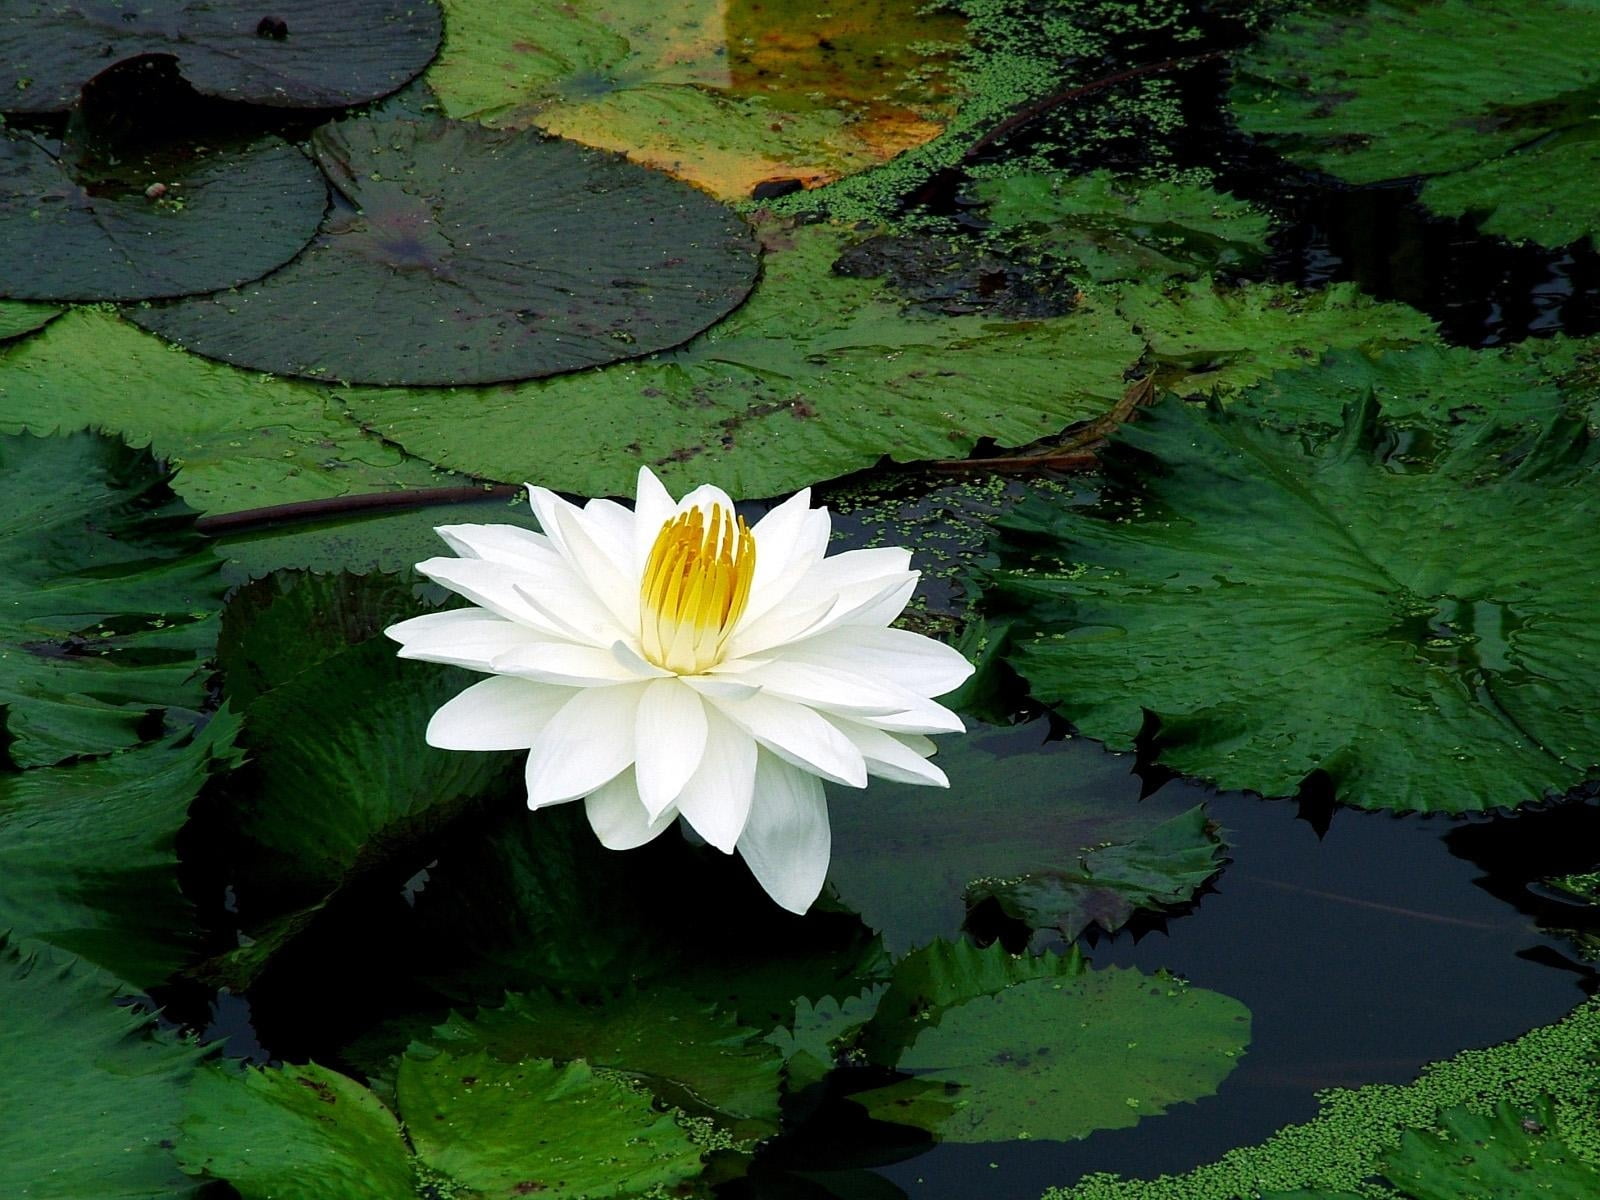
(674, 482), (739, 519)
(527, 487), (640, 635)
(386, 609), (542, 671)
(525, 683), (647, 808)
(729, 660), (912, 717)
(779, 626), (975, 699)
(632, 467), (678, 571)
(492, 641), (657, 687)
(415, 556), (554, 629)
(705, 691), (867, 788)
(805, 546), (914, 594)
(634, 679), (709, 818)
(831, 718), (949, 787)
(738, 490), (830, 625)
(610, 639), (674, 678)
(585, 768), (676, 850)
(426, 676), (572, 750)
(729, 573), (917, 660)
(737, 751), (831, 914)
(681, 674), (763, 701)
(581, 497), (638, 575)
(672, 704), (757, 852)
(434, 523), (556, 566)
(859, 694), (965, 735)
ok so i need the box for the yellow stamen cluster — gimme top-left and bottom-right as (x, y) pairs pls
(639, 505), (755, 674)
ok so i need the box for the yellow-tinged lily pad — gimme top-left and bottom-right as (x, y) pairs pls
(428, 0), (967, 200)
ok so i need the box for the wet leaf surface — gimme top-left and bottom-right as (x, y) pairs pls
(345, 224), (1142, 496)
(0, 300), (60, 341)
(0, 429), (223, 768)
(1233, 0), (1600, 247)
(427, 0), (965, 200)
(0, 0), (443, 113)
(129, 116), (760, 385)
(0, 127), (325, 302)
(992, 397), (1600, 812)
(1, 941), (207, 1200)
(0, 310), (457, 515)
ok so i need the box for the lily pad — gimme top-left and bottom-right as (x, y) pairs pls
(427, 0), (966, 201)
(991, 396), (1600, 812)
(1118, 279), (1437, 397)
(1, 711), (240, 988)
(344, 224), (1144, 497)
(964, 806), (1227, 946)
(854, 966), (1250, 1143)
(0, 301), (59, 341)
(0, 128), (326, 302)
(827, 718), (1218, 950)
(2, 941), (207, 1200)
(1275, 1098), (1600, 1200)
(975, 169), (1272, 284)
(0, 0), (444, 113)
(429, 987), (784, 1130)
(181, 1055), (705, 1200)
(129, 115), (760, 385)
(0, 429), (223, 768)
(1232, 340), (1597, 447)
(0, 310), (456, 515)
(1232, 0), (1600, 247)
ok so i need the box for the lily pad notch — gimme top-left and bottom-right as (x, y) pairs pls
(129, 117), (762, 386)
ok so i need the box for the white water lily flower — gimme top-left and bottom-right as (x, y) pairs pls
(385, 469), (973, 913)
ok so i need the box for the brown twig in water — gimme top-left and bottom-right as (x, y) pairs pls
(194, 483), (523, 536)
(930, 373), (1156, 473)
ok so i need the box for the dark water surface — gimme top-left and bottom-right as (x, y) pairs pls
(765, 733), (1598, 1198)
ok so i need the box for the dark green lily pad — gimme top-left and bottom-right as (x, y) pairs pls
(130, 116), (760, 385)
(1, 711), (240, 988)
(854, 966), (1250, 1143)
(0, 429), (223, 768)
(2, 940), (208, 1200)
(1232, 0), (1600, 247)
(429, 987), (784, 1131)
(964, 806), (1227, 946)
(0, 310), (457, 516)
(0, 0), (443, 113)
(827, 719), (1218, 951)
(991, 397), (1600, 812)
(343, 224), (1143, 496)
(0, 128), (325, 302)
(975, 169), (1271, 284)
(181, 1055), (705, 1200)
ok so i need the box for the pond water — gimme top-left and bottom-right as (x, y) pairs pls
(5, 1), (1600, 1198)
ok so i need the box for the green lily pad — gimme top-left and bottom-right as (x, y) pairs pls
(992, 397), (1600, 812)
(344, 224), (1144, 497)
(827, 719), (1219, 950)
(427, 0), (966, 201)
(0, 300), (59, 341)
(1232, 340), (1597, 447)
(1052, 996), (1600, 1200)
(0, 310), (456, 515)
(854, 966), (1250, 1143)
(0, 429), (223, 768)
(1232, 0), (1600, 247)
(1275, 1098), (1600, 1200)
(182, 1054), (705, 1200)
(0, 129), (325, 302)
(208, 572), (511, 984)
(964, 806), (1227, 945)
(1118, 279), (1437, 397)
(976, 169), (1271, 284)
(429, 987), (784, 1130)
(0, 0), (443, 113)
(129, 115), (760, 386)
(2, 941), (208, 1200)
(1, 711), (240, 988)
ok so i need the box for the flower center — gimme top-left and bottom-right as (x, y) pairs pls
(639, 504), (755, 674)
